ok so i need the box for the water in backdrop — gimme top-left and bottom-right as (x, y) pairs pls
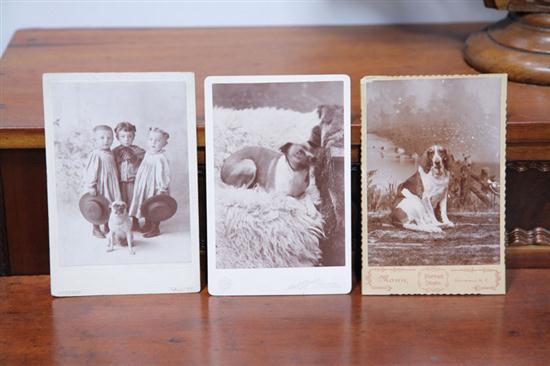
(367, 133), (417, 188)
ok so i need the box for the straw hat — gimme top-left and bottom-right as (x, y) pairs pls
(79, 193), (110, 225)
(141, 194), (177, 222)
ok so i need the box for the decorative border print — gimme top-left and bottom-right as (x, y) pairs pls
(361, 74), (506, 295)
(205, 75), (352, 295)
(43, 72), (201, 296)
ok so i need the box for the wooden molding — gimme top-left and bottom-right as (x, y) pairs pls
(506, 160), (550, 172)
(507, 227), (550, 246)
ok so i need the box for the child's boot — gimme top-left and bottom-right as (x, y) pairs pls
(143, 222), (160, 238)
(141, 219), (152, 233)
(92, 224), (105, 238)
(131, 216), (139, 231)
(103, 222), (110, 235)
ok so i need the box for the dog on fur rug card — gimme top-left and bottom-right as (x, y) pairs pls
(206, 75), (351, 295)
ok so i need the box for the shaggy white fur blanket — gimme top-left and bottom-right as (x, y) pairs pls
(216, 186), (324, 269)
(214, 107), (326, 268)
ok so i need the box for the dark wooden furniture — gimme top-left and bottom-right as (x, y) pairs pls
(464, 1), (550, 86)
(1, 270), (549, 365)
(1, 25), (549, 275)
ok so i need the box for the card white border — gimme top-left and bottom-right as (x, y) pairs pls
(43, 72), (201, 296)
(205, 74), (352, 296)
(360, 74), (507, 295)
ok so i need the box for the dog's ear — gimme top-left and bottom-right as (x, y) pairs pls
(419, 147), (433, 174)
(317, 105), (326, 119)
(307, 125), (321, 150)
(440, 148), (451, 170)
(279, 142), (293, 155)
(317, 105), (334, 125)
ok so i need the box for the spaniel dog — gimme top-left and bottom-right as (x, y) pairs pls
(390, 145), (454, 233)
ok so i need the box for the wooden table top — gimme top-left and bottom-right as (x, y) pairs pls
(1, 26), (549, 159)
(1, 270), (549, 365)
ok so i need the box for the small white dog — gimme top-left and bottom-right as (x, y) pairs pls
(107, 200), (135, 254)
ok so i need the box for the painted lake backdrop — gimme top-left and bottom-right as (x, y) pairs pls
(365, 77), (503, 266)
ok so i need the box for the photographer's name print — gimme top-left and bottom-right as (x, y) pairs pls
(365, 266), (503, 294)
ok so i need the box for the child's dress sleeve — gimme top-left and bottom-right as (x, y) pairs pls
(84, 150), (100, 191)
(155, 154), (171, 194)
(135, 146), (146, 165)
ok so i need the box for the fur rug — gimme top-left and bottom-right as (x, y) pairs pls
(213, 107), (324, 268)
(216, 186), (324, 269)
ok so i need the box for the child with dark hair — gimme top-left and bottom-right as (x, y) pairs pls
(129, 127), (171, 238)
(84, 125), (121, 238)
(113, 121), (145, 230)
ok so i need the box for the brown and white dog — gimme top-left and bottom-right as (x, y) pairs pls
(391, 145), (454, 233)
(220, 143), (314, 198)
(107, 200), (135, 254)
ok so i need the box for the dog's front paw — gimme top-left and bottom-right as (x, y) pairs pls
(304, 198), (319, 218)
(443, 220), (455, 228)
(106, 247), (114, 252)
(429, 226), (443, 233)
(130, 249), (136, 255)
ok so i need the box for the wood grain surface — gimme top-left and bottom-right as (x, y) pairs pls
(1, 26), (549, 160)
(0, 26), (548, 275)
(1, 270), (549, 365)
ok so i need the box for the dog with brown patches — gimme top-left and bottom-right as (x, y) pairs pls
(107, 200), (135, 254)
(220, 142), (314, 198)
(391, 144), (454, 233)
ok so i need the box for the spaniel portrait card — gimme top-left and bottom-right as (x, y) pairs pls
(361, 74), (506, 295)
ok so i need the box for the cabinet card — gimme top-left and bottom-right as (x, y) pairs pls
(44, 72), (200, 296)
(361, 74), (506, 295)
(205, 75), (352, 295)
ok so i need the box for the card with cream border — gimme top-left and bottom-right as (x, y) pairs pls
(43, 72), (200, 296)
(205, 75), (352, 295)
(361, 74), (506, 295)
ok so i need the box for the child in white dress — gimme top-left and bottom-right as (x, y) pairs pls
(84, 125), (121, 238)
(129, 127), (170, 237)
